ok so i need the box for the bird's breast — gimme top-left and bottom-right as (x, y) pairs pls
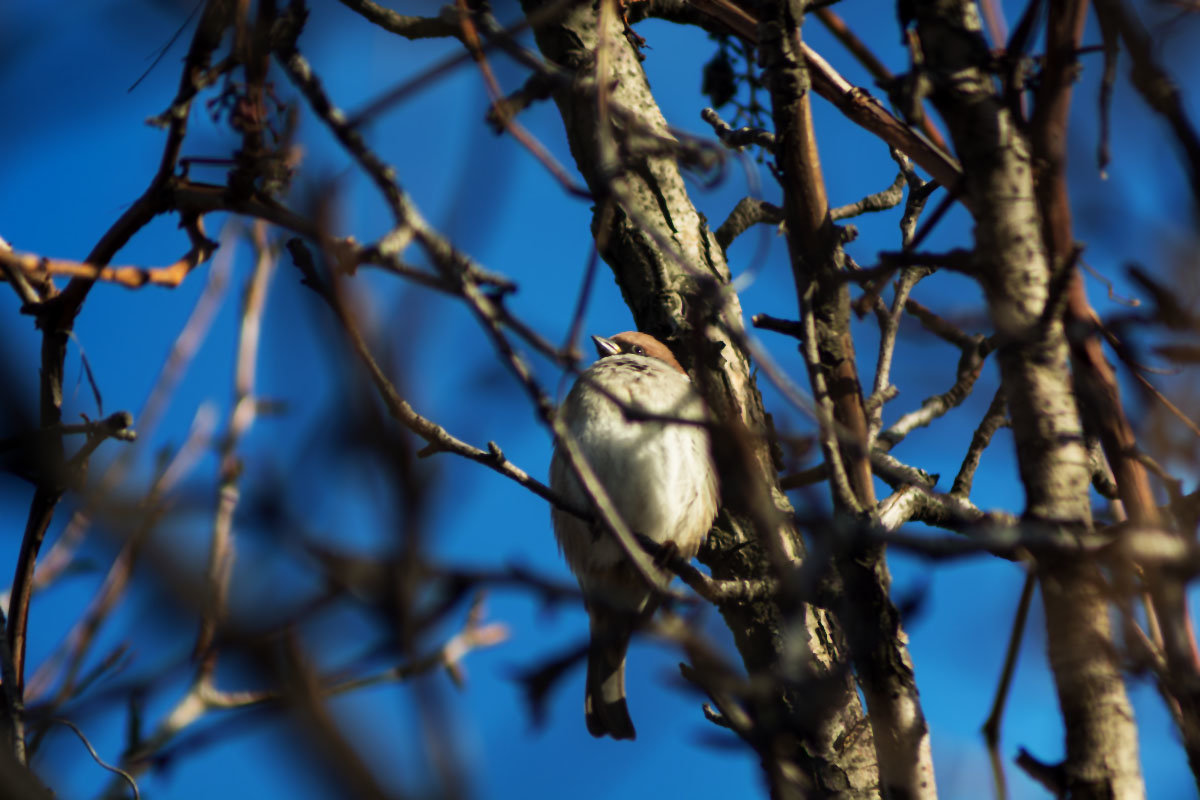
(559, 359), (717, 553)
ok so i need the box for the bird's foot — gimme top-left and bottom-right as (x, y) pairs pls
(651, 540), (679, 569)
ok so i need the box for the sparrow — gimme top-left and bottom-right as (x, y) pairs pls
(550, 331), (719, 740)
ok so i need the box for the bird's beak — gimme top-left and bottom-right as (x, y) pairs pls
(591, 335), (620, 359)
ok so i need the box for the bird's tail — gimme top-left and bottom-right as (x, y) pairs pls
(585, 609), (638, 740)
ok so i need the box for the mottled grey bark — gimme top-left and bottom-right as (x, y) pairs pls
(911, 1), (1145, 797)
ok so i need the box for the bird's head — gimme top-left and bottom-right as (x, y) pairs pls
(591, 331), (686, 375)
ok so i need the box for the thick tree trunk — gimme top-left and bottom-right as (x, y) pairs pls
(520, 0), (879, 795)
(911, 1), (1145, 796)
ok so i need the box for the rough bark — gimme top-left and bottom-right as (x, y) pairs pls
(759, 2), (936, 799)
(520, 0), (879, 795)
(1035, 1), (1200, 789)
(912, 1), (1145, 797)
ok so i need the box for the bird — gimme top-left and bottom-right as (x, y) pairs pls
(549, 331), (719, 740)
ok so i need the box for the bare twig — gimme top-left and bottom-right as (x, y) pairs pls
(454, 0), (590, 197)
(0, 607), (24, 765)
(0, 237), (43, 307)
(877, 335), (990, 452)
(285, 240), (570, 511)
(951, 388), (1009, 498)
(32, 226), (234, 597)
(867, 267), (925, 440)
(811, 6), (951, 152)
(5, 11), (237, 731)
(982, 571), (1035, 800)
(715, 198), (784, 251)
(111, 596), (507, 792)
(701, 107), (776, 151)
(903, 297), (981, 349)
(48, 718), (140, 800)
(830, 170), (906, 221)
(1093, 0), (1200, 209)
(334, 0), (461, 40)
(30, 406), (215, 708)
(195, 225), (275, 665)
(0, 219), (217, 291)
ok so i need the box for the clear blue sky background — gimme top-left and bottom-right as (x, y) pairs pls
(2, 1), (1199, 798)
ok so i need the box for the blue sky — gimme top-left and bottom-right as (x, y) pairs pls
(2, 1), (1199, 798)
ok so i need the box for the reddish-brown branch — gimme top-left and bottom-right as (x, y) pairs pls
(812, 7), (950, 154)
(0, 221), (216, 291)
(761, 3), (935, 797)
(765, 1), (872, 510)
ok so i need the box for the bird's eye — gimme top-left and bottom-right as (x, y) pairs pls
(631, 345), (646, 355)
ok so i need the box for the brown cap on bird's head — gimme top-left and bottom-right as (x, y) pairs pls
(591, 331), (686, 375)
